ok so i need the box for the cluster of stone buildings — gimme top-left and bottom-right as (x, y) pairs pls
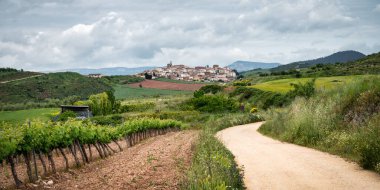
(138, 62), (237, 82)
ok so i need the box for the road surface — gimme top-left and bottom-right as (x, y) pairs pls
(216, 122), (380, 190)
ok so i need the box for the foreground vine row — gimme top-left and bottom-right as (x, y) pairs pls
(0, 118), (182, 187)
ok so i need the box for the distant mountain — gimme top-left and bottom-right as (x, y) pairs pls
(271, 50), (365, 72)
(227, 61), (280, 72)
(58, 66), (156, 76)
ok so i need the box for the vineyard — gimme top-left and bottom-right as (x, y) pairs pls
(0, 118), (182, 188)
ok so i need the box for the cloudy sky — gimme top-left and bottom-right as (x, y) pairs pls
(1, 0), (380, 71)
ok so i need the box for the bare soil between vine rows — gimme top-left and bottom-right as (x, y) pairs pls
(0, 130), (198, 190)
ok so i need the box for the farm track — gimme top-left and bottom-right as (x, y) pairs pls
(129, 80), (205, 91)
(0, 130), (198, 190)
(217, 122), (380, 190)
(0, 75), (43, 84)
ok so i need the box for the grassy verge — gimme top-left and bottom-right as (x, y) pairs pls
(182, 113), (263, 190)
(259, 76), (380, 173)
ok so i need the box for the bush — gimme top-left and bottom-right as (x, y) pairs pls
(198, 85), (224, 94)
(186, 95), (239, 113)
(250, 106), (258, 113)
(193, 90), (205, 98)
(287, 79), (316, 99)
(56, 111), (76, 122)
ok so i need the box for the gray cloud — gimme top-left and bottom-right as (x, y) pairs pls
(0, 0), (379, 71)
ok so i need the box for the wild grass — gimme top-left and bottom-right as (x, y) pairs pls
(182, 113), (263, 190)
(259, 75), (380, 173)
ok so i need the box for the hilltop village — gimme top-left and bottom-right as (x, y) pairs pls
(138, 62), (237, 82)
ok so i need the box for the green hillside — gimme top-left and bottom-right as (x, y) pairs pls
(270, 50), (365, 72)
(0, 68), (41, 82)
(0, 72), (112, 103)
(242, 52), (380, 83)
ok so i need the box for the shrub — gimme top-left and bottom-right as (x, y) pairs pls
(56, 110), (76, 122)
(287, 79), (316, 99)
(199, 85), (224, 94)
(250, 106), (258, 113)
(187, 95), (239, 113)
(193, 90), (205, 98)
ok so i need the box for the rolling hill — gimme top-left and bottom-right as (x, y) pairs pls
(227, 61), (280, 72)
(271, 50), (365, 72)
(0, 72), (112, 103)
(0, 68), (41, 83)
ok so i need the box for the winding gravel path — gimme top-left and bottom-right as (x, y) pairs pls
(216, 122), (380, 190)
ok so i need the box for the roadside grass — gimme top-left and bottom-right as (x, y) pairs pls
(0, 108), (59, 124)
(259, 75), (380, 173)
(251, 75), (367, 93)
(113, 84), (192, 99)
(182, 113), (263, 190)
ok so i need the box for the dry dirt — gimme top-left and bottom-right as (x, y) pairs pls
(217, 122), (380, 190)
(129, 80), (204, 91)
(1, 130), (198, 190)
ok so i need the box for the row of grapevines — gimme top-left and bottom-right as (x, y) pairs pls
(0, 118), (182, 187)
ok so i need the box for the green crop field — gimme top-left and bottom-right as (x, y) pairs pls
(251, 75), (369, 93)
(0, 108), (59, 124)
(114, 84), (192, 99)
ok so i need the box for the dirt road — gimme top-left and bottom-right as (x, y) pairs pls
(216, 122), (380, 190)
(0, 74), (43, 84)
(5, 130), (198, 190)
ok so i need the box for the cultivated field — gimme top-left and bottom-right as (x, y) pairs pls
(113, 84), (192, 99)
(129, 80), (205, 91)
(251, 75), (368, 93)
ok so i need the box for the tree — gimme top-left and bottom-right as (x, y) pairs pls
(144, 73), (152, 80)
(88, 92), (112, 116)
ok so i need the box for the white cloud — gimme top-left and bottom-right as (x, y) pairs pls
(0, 0), (379, 71)
(375, 4), (380, 12)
